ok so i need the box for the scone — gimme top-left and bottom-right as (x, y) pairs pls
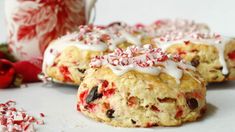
(77, 46), (206, 127)
(153, 32), (235, 82)
(138, 19), (235, 82)
(42, 24), (142, 85)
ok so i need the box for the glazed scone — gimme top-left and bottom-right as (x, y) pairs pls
(138, 19), (235, 82)
(153, 33), (235, 82)
(42, 24), (143, 85)
(77, 46), (206, 127)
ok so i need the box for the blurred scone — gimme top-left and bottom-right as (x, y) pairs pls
(153, 33), (235, 82)
(77, 46), (206, 127)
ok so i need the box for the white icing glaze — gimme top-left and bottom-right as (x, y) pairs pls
(90, 46), (195, 84)
(163, 60), (183, 84)
(106, 24), (142, 50)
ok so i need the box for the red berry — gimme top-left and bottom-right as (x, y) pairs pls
(0, 59), (15, 88)
(13, 61), (41, 83)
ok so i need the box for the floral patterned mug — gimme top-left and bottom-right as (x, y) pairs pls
(5, 0), (96, 66)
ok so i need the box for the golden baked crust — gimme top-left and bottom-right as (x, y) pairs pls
(77, 67), (206, 127)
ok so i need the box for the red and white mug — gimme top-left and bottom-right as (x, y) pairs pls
(5, 0), (96, 67)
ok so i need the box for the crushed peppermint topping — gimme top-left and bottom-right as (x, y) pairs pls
(89, 45), (194, 83)
(72, 25), (109, 45)
(90, 45), (171, 68)
(0, 101), (45, 132)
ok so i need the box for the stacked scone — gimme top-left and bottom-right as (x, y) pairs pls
(42, 19), (234, 127)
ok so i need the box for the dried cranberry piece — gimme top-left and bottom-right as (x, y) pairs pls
(187, 98), (198, 110)
(106, 109), (115, 118)
(86, 86), (102, 104)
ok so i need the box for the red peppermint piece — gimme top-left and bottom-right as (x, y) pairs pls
(0, 59), (16, 88)
(13, 61), (41, 83)
(59, 66), (73, 82)
(79, 90), (89, 105)
(85, 103), (97, 112)
(103, 89), (115, 97)
(102, 80), (109, 88)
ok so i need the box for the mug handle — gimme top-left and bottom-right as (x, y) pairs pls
(85, 0), (97, 24)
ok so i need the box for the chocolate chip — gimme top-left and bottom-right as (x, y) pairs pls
(78, 68), (86, 74)
(86, 86), (102, 104)
(106, 109), (115, 118)
(131, 119), (136, 124)
(191, 56), (200, 67)
(186, 98), (198, 110)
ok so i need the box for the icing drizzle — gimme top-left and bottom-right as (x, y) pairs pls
(90, 45), (195, 84)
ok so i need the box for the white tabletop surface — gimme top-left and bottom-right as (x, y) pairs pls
(1, 82), (235, 132)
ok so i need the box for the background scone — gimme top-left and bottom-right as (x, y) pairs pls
(42, 24), (142, 85)
(77, 46), (206, 127)
(140, 19), (235, 82)
(153, 33), (235, 82)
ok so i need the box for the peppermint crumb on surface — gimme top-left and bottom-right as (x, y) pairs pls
(0, 100), (45, 132)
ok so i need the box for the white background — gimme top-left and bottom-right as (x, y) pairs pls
(1, 0), (235, 42)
